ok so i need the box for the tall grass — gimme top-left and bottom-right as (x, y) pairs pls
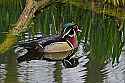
(0, 0), (124, 64)
(0, 0), (25, 43)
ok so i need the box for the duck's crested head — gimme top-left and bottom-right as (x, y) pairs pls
(62, 23), (81, 38)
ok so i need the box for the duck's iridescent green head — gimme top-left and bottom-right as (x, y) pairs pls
(62, 23), (81, 38)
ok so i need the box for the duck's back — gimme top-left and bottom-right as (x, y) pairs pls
(14, 33), (72, 61)
(36, 35), (65, 47)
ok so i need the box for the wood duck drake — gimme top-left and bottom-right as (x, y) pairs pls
(14, 23), (81, 67)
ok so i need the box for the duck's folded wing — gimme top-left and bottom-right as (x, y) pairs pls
(44, 42), (72, 53)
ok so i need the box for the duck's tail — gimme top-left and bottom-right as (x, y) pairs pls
(14, 32), (44, 63)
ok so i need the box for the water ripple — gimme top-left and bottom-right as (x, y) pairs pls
(104, 51), (125, 83)
(17, 60), (56, 83)
(0, 64), (6, 83)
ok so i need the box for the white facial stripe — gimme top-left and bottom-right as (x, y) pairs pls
(62, 28), (72, 38)
(69, 29), (76, 37)
(74, 29), (76, 36)
(63, 27), (67, 32)
(68, 35), (74, 37)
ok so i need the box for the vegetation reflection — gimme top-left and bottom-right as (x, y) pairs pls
(0, 0), (125, 83)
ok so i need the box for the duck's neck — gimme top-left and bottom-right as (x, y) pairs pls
(67, 35), (78, 48)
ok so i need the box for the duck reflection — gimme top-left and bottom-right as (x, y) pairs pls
(16, 48), (79, 68)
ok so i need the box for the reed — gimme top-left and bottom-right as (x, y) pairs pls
(0, 0), (125, 64)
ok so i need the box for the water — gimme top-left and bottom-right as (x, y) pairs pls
(0, 42), (125, 83)
(1, 0), (125, 83)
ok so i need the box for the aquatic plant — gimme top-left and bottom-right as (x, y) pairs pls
(0, 0), (125, 64)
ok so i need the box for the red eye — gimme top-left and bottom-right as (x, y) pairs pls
(74, 25), (81, 33)
(73, 25), (79, 32)
(73, 25), (77, 30)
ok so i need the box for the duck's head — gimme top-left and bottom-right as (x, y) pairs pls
(62, 23), (81, 48)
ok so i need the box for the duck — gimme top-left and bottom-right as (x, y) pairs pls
(14, 23), (81, 67)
